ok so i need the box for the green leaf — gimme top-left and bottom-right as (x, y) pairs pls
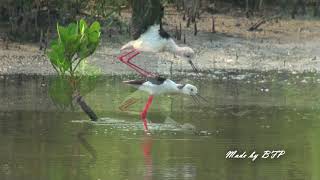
(78, 37), (90, 59)
(48, 40), (68, 73)
(67, 23), (78, 36)
(57, 25), (68, 43)
(58, 23), (79, 45)
(79, 19), (88, 35)
(88, 21), (101, 43)
(89, 21), (100, 32)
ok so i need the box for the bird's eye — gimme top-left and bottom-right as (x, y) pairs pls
(190, 88), (193, 91)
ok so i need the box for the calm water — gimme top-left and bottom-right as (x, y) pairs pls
(0, 71), (320, 180)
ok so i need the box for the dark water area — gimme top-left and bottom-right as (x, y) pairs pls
(0, 71), (319, 180)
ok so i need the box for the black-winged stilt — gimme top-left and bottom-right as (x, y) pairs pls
(123, 76), (207, 131)
(118, 24), (198, 77)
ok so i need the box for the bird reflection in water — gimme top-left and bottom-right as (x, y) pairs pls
(142, 135), (154, 180)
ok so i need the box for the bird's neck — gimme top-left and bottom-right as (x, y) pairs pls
(167, 39), (184, 55)
(164, 81), (183, 94)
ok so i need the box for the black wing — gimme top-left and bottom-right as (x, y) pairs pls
(123, 76), (167, 86)
(159, 23), (170, 39)
(177, 84), (186, 89)
(133, 26), (148, 40)
(123, 79), (147, 86)
(136, 24), (170, 40)
(148, 76), (167, 85)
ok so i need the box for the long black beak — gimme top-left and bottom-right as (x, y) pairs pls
(188, 59), (199, 74)
(191, 94), (209, 105)
(196, 94), (209, 103)
(191, 95), (200, 105)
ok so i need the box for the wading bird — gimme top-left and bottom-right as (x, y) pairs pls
(123, 76), (207, 131)
(118, 24), (198, 77)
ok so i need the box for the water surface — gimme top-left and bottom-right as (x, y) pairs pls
(0, 71), (319, 180)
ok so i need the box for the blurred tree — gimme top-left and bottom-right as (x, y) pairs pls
(314, 0), (320, 16)
(0, 0), (126, 42)
(89, 0), (127, 18)
(291, 0), (306, 18)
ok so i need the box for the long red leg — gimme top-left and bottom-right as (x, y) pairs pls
(117, 49), (156, 78)
(140, 95), (154, 131)
(119, 51), (154, 77)
(118, 49), (136, 59)
(120, 51), (148, 74)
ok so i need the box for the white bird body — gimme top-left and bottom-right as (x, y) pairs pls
(122, 26), (169, 53)
(139, 79), (187, 95)
(124, 78), (198, 96)
(118, 24), (198, 79)
(123, 77), (205, 132)
(121, 24), (195, 58)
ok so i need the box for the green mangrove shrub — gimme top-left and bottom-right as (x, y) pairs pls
(47, 19), (101, 121)
(48, 19), (100, 77)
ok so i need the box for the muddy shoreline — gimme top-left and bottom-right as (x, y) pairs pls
(1, 14), (320, 76)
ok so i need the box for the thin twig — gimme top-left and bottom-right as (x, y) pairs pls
(73, 58), (84, 72)
(248, 15), (281, 31)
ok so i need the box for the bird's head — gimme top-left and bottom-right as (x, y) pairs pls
(178, 84), (198, 95)
(178, 47), (195, 59)
(177, 83), (209, 105)
(177, 47), (199, 73)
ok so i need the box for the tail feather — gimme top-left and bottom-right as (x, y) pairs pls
(123, 79), (146, 86)
(121, 41), (134, 50)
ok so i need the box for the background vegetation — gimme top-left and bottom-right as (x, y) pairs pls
(0, 0), (319, 42)
(0, 0), (127, 42)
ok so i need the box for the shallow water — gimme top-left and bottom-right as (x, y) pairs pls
(0, 71), (320, 180)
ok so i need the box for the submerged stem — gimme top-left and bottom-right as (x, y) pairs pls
(73, 92), (98, 121)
